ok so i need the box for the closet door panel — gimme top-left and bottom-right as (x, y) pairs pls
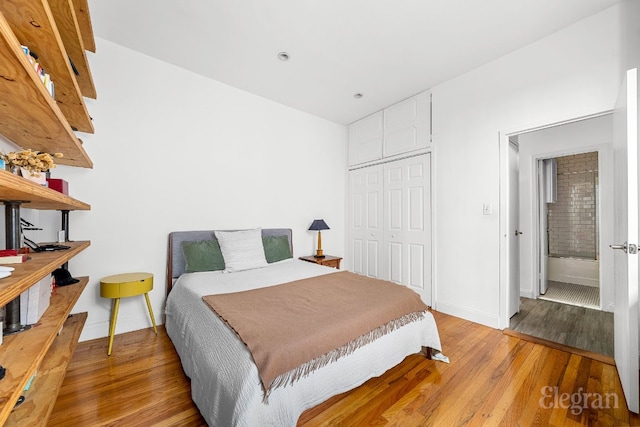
(348, 174), (366, 275)
(389, 241), (403, 283)
(408, 243), (425, 289)
(383, 91), (430, 157)
(347, 165), (383, 278)
(351, 237), (364, 275)
(367, 240), (380, 278)
(348, 112), (383, 166)
(383, 154), (432, 305)
(349, 154), (431, 305)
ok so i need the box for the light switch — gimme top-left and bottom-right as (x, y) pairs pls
(483, 203), (493, 215)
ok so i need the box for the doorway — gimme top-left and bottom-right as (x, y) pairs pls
(499, 113), (615, 356)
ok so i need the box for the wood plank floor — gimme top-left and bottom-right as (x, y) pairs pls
(509, 297), (614, 357)
(49, 311), (639, 426)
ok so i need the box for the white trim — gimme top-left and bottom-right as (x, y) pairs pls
(347, 148), (431, 171)
(436, 301), (500, 329)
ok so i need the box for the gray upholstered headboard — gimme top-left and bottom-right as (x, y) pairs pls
(166, 228), (293, 294)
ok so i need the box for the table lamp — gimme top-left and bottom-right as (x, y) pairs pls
(308, 219), (330, 258)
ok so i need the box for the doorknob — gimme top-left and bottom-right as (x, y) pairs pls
(610, 242), (638, 254)
(515, 230), (523, 236)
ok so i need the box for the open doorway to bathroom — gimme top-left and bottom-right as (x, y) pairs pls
(539, 152), (600, 309)
(506, 113), (614, 359)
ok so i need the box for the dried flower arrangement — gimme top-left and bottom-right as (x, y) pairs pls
(1, 149), (63, 177)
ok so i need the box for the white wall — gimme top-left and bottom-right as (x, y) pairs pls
(28, 39), (347, 341)
(431, 6), (622, 327)
(517, 114), (614, 311)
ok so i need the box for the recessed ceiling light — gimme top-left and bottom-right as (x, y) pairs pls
(277, 52), (290, 61)
(353, 93), (363, 99)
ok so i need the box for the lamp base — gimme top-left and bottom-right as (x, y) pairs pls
(314, 254), (326, 258)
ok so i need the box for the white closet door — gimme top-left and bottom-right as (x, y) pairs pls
(383, 91), (430, 158)
(348, 112), (384, 166)
(348, 165), (383, 278)
(383, 154), (432, 305)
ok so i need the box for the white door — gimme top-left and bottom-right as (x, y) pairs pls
(348, 112), (384, 166)
(347, 165), (383, 278)
(383, 154), (432, 305)
(383, 91), (431, 157)
(612, 67), (639, 413)
(508, 141), (520, 317)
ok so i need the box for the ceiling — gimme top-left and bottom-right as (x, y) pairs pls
(87, 0), (622, 125)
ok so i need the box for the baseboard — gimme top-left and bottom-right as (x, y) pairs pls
(434, 301), (500, 329)
(79, 314), (162, 342)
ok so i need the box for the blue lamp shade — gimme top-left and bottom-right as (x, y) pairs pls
(309, 219), (329, 257)
(308, 219), (330, 231)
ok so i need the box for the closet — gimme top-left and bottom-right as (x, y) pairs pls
(346, 90), (432, 305)
(347, 154), (432, 305)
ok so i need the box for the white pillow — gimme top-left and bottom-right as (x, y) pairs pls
(214, 228), (268, 272)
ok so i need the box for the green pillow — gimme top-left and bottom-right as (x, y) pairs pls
(182, 239), (225, 273)
(262, 235), (292, 263)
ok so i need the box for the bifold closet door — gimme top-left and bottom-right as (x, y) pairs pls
(348, 165), (384, 278)
(383, 154), (432, 305)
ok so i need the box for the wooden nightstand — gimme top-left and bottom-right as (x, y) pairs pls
(299, 255), (342, 270)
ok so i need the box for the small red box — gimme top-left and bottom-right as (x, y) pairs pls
(46, 178), (68, 195)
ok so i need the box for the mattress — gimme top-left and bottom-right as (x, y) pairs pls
(165, 259), (442, 426)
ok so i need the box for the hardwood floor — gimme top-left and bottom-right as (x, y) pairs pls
(508, 297), (614, 358)
(49, 311), (639, 426)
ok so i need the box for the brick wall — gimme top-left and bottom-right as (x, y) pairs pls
(547, 152), (598, 259)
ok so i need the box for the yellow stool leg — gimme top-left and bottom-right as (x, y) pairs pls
(108, 298), (120, 356)
(144, 292), (158, 334)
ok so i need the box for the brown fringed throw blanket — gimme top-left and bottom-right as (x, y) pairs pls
(202, 271), (429, 399)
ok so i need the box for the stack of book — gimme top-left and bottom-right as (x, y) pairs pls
(0, 249), (28, 264)
(21, 45), (54, 99)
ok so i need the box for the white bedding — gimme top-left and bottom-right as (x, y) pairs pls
(165, 259), (442, 426)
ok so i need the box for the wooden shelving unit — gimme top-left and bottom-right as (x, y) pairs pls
(0, 1), (95, 425)
(0, 2), (94, 168)
(0, 280), (88, 425)
(0, 0), (94, 133)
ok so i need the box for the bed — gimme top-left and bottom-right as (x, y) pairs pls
(165, 228), (442, 426)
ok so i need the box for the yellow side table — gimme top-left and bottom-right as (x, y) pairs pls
(100, 272), (158, 356)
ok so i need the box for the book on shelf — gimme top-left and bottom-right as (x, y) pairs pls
(0, 254), (28, 264)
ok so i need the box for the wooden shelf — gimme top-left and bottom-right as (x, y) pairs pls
(0, 241), (90, 309)
(72, 0), (95, 53)
(0, 0), (93, 134)
(0, 279), (88, 425)
(8, 311), (87, 426)
(49, 0), (96, 99)
(0, 9), (93, 169)
(0, 170), (91, 210)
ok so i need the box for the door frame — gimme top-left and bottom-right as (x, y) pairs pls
(498, 111), (612, 329)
